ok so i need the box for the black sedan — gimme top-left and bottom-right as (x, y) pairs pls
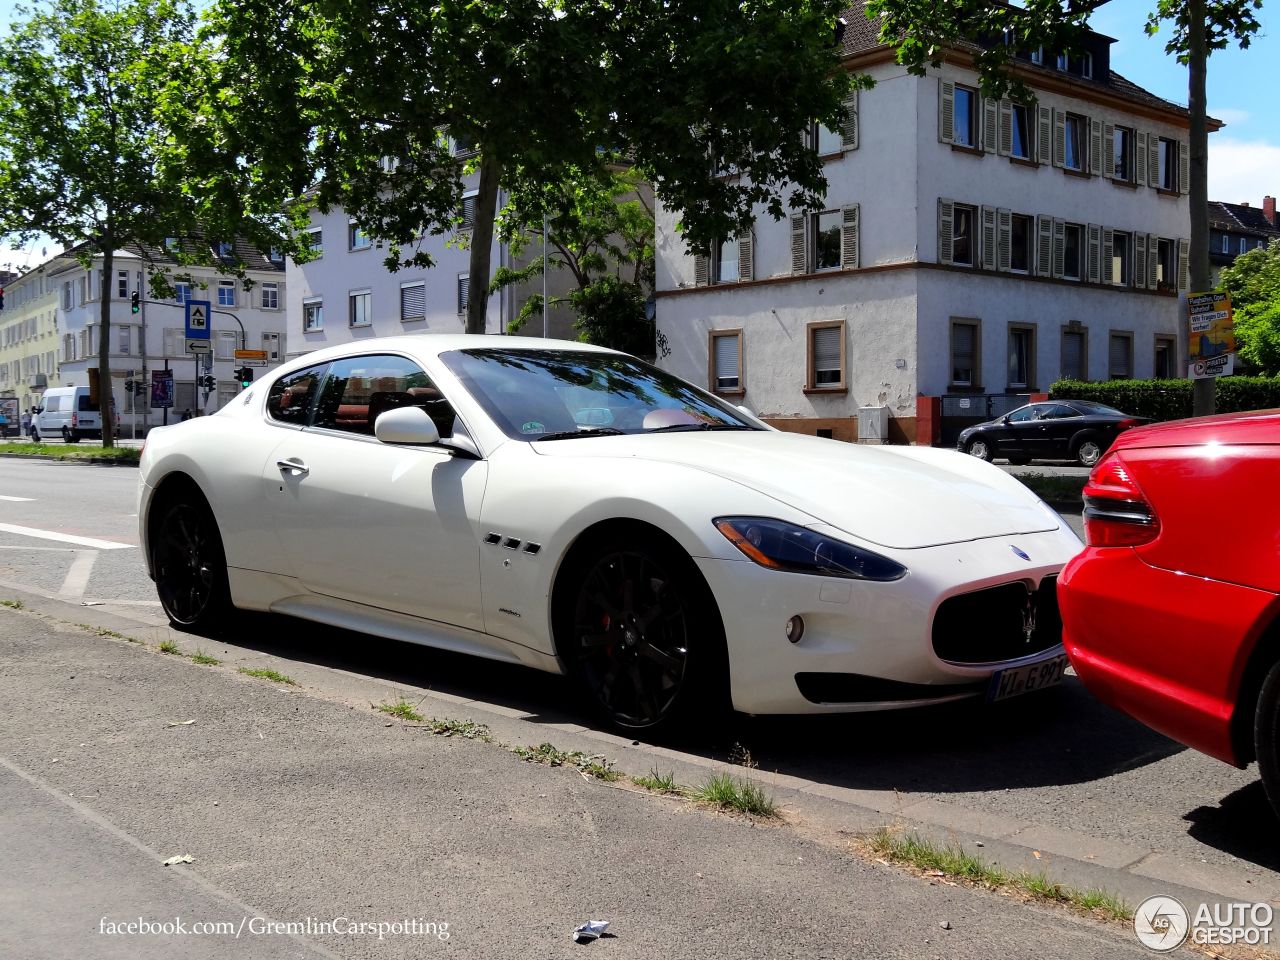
(957, 400), (1149, 467)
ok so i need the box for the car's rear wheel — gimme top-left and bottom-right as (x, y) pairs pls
(152, 494), (231, 632)
(1074, 436), (1103, 467)
(1255, 660), (1280, 819)
(559, 530), (727, 734)
(965, 437), (993, 462)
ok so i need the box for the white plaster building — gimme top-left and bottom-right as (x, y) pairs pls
(656, 5), (1198, 444)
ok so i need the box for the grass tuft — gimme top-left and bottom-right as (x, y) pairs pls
(512, 742), (620, 781)
(1011, 473), (1086, 503)
(694, 772), (777, 817)
(0, 598), (24, 610)
(421, 717), (491, 741)
(237, 667), (297, 686)
(632, 768), (686, 794)
(190, 649), (221, 666)
(158, 639), (181, 655)
(377, 698), (425, 722)
(867, 828), (1130, 922)
(0, 442), (140, 463)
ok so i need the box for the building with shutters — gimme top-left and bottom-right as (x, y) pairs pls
(654, 3), (1200, 443)
(0, 266), (60, 424)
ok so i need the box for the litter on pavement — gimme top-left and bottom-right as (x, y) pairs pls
(572, 920), (610, 943)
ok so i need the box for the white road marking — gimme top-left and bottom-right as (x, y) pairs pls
(58, 550), (97, 600)
(0, 495), (35, 502)
(0, 523), (134, 550)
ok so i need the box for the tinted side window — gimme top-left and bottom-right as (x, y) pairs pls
(78, 395), (97, 412)
(311, 354), (456, 438)
(1007, 406), (1040, 423)
(1043, 404), (1080, 420)
(267, 365), (326, 426)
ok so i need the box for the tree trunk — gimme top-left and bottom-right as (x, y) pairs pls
(1188, 0), (1214, 417)
(465, 152), (502, 335)
(98, 245), (116, 448)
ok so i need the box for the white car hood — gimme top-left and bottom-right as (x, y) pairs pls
(532, 431), (1058, 549)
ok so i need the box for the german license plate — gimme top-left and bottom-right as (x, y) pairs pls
(988, 654), (1068, 702)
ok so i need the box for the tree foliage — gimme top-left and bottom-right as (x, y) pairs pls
(1221, 239), (1280, 374)
(183, 0), (855, 333)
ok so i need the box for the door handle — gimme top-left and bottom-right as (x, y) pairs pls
(276, 458), (309, 476)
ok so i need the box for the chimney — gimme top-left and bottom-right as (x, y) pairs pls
(1266, 195), (1277, 227)
(1240, 201), (1250, 208)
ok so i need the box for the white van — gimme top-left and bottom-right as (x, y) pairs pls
(32, 386), (107, 443)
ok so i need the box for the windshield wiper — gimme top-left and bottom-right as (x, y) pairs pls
(645, 423), (752, 434)
(533, 427), (626, 442)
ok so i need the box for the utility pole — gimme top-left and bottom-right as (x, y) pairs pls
(542, 213), (549, 339)
(1188, 0), (1214, 417)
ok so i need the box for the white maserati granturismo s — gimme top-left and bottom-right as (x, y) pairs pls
(139, 336), (1081, 731)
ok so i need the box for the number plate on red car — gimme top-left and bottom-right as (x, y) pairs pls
(988, 654), (1068, 702)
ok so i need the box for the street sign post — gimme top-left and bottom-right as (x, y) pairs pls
(185, 299), (211, 341)
(233, 349), (268, 361)
(186, 339), (211, 353)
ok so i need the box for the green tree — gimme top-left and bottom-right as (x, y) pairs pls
(1221, 239), (1280, 374)
(0, 0), (211, 447)
(185, 0), (856, 335)
(865, 0), (1263, 412)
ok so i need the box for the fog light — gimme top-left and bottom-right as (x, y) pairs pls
(786, 615), (805, 644)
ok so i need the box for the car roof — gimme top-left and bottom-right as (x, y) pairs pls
(273, 334), (619, 377)
(1113, 408), (1280, 450)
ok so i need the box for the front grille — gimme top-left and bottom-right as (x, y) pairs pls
(931, 575), (1062, 665)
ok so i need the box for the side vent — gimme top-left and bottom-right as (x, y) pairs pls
(523, 542), (542, 555)
(483, 532), (502, 545)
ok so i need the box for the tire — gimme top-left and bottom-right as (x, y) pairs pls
(556, 528), (728, 734)
(965, 437), (993, 462)
(30, 429), (39, 443)
(1074, 436), (1103, 467)
(151, 493), (232, 632)
(1255, 660), (1280, 820)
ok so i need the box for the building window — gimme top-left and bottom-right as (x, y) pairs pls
(216, 330), (237, 360)
(1061, 329), (1086, 380)
(262, 332), (280, 361)
(952, 204), (975, 267)
(1011, 214), (1032, 273)
(1111, 231), (1131, 285)
(457, 274), (470, 315)
(810, 210), (842, 271)
(217, 280), (236, 307)
(400, 282), (426, 322)
(1056, 52), (1069, 71)
(1158, 138), (1178, 190)
(1157, 238), (1176, 288)
(1063, 224), (1082, 280)
(1008, 325), (1035, 389)
(709, 330), (743, 393)
(951, 319), (980, 387)
(1080, 52), (1093, 78)
(460, 191), (478, 231)
(260, 282), (279, 310)
(953, 85), (977, 147)
(1010, 104), (1031, 159)
(118, 325), (131, 355)
(1108, 332), (1133, 380)
(452, 134), (478, 158)
(348, 223), (371, 251)
(175, 282), (192, 304)
(1154, 336), (1175, 379)
(1113, 126), (1133, 181)
(807, 321), (845, 390)
(1064, 114), (1085, 171)
(306, 228), (323, 254)
(715, 236), (739, 284)
(348, 290), (372, 327)
(303, 298), (324, 332)
(117, 271), (129, 299)
(1239, 236), (1249, 254)
(216, 240), (234, 258)
(812, 121), (842, 156)
(164, 237), (179, 252)
(268, 247), (284, 265)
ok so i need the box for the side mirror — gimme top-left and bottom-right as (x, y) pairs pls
(374, 406), (441, 446)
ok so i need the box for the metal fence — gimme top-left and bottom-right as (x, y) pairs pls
(939, 393), (1032, 448)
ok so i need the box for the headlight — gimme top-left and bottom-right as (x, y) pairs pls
(713, 517), (907, 582)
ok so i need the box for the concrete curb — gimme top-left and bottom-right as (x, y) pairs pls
(0, 453), (139, 467)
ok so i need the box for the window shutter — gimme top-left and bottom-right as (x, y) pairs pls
(1148, 134), (1160, 187)
(1102, 228), (1114, 285)
(938, 199), (955, 266)
(812, 326), (842, 381)
(982, 96), (998, 154)
(997, 208), (1012, 271)
(1109, 336), (1130, 378)
(980, 206), (997, 270)
(1036, 215), (1053, 276)
(400, 283), (425, 320)
(1134, 234), (1148, 289)
(1063, 332), (1083, 379)
(457, 274), (470, 314)
(1178, 140), (1189, 194)
(1177, 238), (1189, 290)
(841, 205), (860, 269)
(1089, 118), (1103, 176)
(790, 214), (808, 275)
(952, 323), (975, 383)
(1037, 105), (1052, 165)
(1087, 224), (1102, 284)
(694, 253), (710, 287)
(1134, 132), (1148, 186)
(1052, 108), (1066, 167)
(737, 228), (754, 281)
(841, 88), (859, 150)
(998, 100), (1013, 156)
(939, 79), (955, 144)
(1103, 123), (1115, 178)
(1147, 233), (1159, 290)
(1052, 219), (1066, 278)
(714, 335), (739, 386)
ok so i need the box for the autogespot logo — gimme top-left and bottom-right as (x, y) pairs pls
(1134, 896), (1190, 952)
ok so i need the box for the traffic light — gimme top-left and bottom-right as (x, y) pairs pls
(236, 366), (254, 388)
(131, 291), (140, 314)
(124, 379), (135, 393)
(199, 374), (216, 391)
(0, 287), (5, 310)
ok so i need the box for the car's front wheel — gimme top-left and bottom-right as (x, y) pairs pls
(965, 437), (993, 462)
(151, 493), (232, 632)
(1256, 660), (1280, 819)
(559, 530), (727, 734)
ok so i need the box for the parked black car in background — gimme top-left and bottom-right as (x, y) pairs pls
(957, 400), (1149, 467)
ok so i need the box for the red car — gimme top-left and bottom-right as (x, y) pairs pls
(1060, 409), (1280, 813)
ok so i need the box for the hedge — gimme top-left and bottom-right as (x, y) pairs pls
(1049, 377), (1280, 422)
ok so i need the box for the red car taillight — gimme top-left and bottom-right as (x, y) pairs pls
(1116, 418), (1140, 430)
(1082, 453), (1160, 547)
(71, 413), (78, 427)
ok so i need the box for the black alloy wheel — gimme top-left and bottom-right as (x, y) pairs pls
(153, 498), (231, 630)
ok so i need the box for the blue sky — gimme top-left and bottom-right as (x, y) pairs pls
(1, 0), (1276, 271)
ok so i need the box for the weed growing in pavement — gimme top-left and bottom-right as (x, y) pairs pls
(512, 742), (620, 781)
(694, 772), (778, 817)
(631, 768), (688, 795)
(237, 667), (297, 686)
(158, 640), (181, 655)
(190, 650), (221, 666)
(421, 717), (492, 741)
(867, 828), (1130, 922)
(377, 698), (425, 722)
(76, 623), (140, 642)
(0, 599), (23, 610)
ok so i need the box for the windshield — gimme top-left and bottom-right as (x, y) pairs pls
(440, 348), (759, 440)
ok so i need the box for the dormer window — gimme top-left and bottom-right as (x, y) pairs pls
(1030, 47), (1043, 65)
(216, 240), (234, 258)
(164, 237), (178, 252)
(1056, 52), (1069, 71)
